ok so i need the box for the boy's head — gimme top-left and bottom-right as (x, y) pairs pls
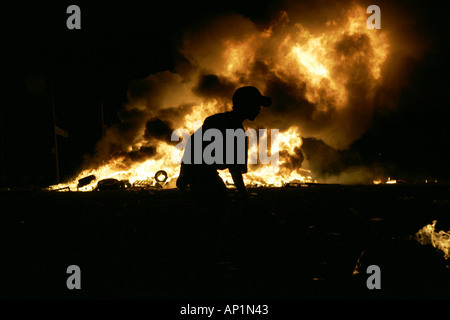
(232, 86), (271, 120)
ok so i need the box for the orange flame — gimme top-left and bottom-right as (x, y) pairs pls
(416, 220), (450, 260)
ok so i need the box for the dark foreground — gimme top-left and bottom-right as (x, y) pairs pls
(1, 184), (449, 300)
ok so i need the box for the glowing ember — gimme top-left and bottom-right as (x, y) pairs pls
(372, 177), (397, 185)
(385, 177), (397, 184)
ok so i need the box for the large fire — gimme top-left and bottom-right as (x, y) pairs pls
(50, 4), (390, 191)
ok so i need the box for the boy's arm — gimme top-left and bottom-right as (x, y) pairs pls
(229, 167), (250, 203)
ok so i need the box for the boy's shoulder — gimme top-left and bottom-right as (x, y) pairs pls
(204, 112), (239, 129)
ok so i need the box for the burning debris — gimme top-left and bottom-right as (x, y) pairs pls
(77, 175), (96, 189)
(57, 169), (171, 192)
(132, 170), (169, 189)
(352, 237), (450, 298)
(373, 177), (399, 185)
(416, 220), (450, 260)
(96, 178), (132, 191)
(283, 180), (307, 188)
(132, 179), (156, 190)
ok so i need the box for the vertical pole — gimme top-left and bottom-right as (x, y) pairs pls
(101, 100), (105, 138)
(0, 104), (5, 182)
(51, 82), (60, 184)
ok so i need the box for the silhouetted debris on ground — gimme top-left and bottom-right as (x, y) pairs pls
(0, 184), (449, 299)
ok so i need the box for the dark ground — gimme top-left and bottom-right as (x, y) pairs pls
(1, 184), (449, 301)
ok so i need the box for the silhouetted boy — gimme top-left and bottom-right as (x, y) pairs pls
(177, 86), (271, 205)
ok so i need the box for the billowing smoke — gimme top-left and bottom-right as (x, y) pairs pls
(82, 1), (424, 184)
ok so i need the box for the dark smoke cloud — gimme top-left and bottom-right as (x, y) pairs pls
(279, 146), (305, 173)
(154, 104), (195, 124)
(257, 72), (334, 135)
(335, 33), (371, 57)
(85, 70), (199, 166)
(301, 137), (385, 183)
(193, 74), (236, 100)
(302, 137), (360, 176)
(181, 13), (259, 72)
(144, 118), (175, 143)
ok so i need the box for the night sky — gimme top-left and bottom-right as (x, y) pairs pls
(3, 0), (449, 187)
